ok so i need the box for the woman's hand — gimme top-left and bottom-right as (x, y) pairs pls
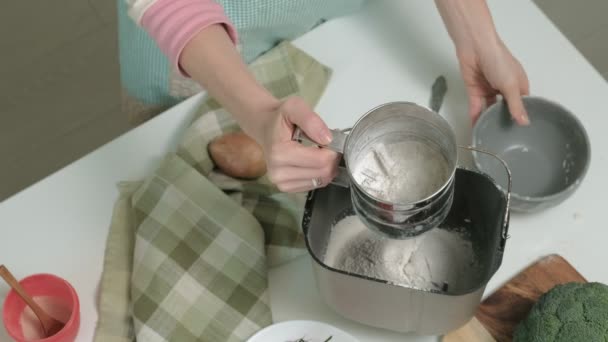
(251, 97), (340, 192)
(457, 40), (530, 124)
(180, 27), (338, 192)
(435, 0), (530, 125)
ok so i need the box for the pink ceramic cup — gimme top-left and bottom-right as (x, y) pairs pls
(2, 274), (80, 342)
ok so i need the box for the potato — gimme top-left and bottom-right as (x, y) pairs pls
(208, 131), (267, 179)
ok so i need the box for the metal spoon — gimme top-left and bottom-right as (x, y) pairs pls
(0, 265), (65, 337)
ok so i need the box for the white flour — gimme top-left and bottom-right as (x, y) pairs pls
(324, 215), (476, 292)
(352, 140), (450, 203)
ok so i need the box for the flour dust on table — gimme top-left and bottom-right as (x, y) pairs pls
(323, 215), (477, 292)
(351, 139), (450, 203)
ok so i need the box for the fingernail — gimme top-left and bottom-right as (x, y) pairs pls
(321, 130), (333, 144)
(521, 114), (530, 126)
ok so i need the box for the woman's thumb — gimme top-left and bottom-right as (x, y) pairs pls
(503, 88), (530, 125)
(282, 97), (332, 144)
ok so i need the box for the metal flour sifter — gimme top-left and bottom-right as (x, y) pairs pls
(298, 76), (513, 334)
(293, 77), (510, 240)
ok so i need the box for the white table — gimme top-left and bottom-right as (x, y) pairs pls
(1, 1), (607, 341)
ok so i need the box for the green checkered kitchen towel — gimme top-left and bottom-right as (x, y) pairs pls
(94, 41), (332, 342)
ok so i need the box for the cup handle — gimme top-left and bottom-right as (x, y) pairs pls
(458, 145), (512, 250)
(292, 127), (351, 187)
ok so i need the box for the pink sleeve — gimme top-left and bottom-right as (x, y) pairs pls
(141, 0), (238, 76)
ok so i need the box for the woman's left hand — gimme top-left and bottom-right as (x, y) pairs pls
(457, 40), (530, 125)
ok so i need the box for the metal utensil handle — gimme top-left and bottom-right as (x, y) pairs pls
(458, 145), (512, 248)
(291, 127), (348, 154)
(429, 75), (447, 113)
(291, 127), (351, 187)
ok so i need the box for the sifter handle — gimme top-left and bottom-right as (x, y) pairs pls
(291, 127), (351, 188)
(291, 127), (348, 154)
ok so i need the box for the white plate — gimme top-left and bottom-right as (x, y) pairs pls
(247, 320), (359, 342)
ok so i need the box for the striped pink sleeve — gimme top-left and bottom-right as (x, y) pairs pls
(141, 0), (238, 76)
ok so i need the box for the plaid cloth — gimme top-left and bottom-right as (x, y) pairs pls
(94, 41), (332, 342)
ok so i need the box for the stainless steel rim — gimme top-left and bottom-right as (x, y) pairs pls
(344, 102), (458, 207)
(459, 145), (512, 243)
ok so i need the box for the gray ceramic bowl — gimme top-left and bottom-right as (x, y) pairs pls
(472, 96), (590, 212)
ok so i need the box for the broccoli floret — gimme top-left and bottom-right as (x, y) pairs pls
(514, 282), (608, 342)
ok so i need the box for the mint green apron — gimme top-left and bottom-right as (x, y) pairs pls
(117, 0), (366, 107)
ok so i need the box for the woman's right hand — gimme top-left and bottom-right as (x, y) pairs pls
(251, 97), (340, 193)
(179, 27), (338, 192)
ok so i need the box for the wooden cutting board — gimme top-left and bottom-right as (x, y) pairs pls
(443, 254), (587, 342)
